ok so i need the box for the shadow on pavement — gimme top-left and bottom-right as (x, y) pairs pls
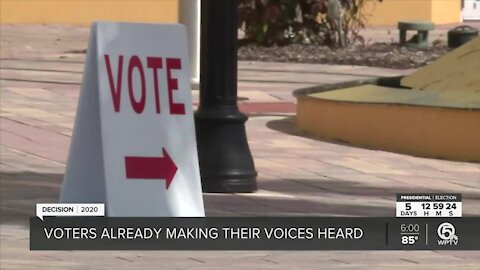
(1, 172), (61, 227)
(264, 115), (480, 164)
(264, 115), (354, 147)
(2, 171), (479, 227)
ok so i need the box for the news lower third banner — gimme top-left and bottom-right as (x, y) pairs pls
(30, 217), (479, 250)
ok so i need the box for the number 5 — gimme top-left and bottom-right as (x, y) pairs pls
(406, 203), (411, 210)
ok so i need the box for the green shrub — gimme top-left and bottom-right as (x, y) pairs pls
(238, 0), (383, 47)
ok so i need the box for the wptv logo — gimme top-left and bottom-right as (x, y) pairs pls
(437, 222), (459, 246)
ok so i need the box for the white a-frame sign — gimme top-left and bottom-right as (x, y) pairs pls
(60, 22), (205, 217)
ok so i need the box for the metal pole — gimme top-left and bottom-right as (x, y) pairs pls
(178, 0), (200, 85)
(195, 0), (257, 193)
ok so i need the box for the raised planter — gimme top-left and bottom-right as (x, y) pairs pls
(294, 77), (480, 163)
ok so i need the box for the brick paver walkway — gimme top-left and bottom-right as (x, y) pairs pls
(0, 24), (479, 270)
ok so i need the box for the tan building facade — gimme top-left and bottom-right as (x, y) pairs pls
(0, 0), (476, 27)
(365, 0), (461, 25)
(0, 0), (178, 25)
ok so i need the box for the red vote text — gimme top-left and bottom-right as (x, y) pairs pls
(104, 54), (185, 115)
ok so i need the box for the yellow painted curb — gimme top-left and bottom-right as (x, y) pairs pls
(297, 95), (480, 162)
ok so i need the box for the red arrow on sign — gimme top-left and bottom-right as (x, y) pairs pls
(124, 148), (177, 189)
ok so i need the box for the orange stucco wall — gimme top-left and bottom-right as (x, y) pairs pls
(0, 0), (461, 26)
(0, 0), (178, 25)
(364, 0), (461, 25)
(431, 0), (462, 24)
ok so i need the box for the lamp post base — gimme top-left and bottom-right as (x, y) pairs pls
(195, 107), (257, 193)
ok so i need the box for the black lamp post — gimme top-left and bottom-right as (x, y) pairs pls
(195, 0), (257, 193)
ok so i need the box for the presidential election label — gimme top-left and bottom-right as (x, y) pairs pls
(396, 193), (462, 218)
(60, 22), (205, 217)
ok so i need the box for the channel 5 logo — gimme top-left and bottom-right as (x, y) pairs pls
(437, 222), (459, 246)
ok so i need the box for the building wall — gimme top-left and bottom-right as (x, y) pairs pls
(0, 0), (178, 25)
(0, 0), (461, 26)
(431, 0), (462, 24)
(364, 0), (461, 25)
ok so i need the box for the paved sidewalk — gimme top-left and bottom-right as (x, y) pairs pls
(1, 25), (479, 269)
